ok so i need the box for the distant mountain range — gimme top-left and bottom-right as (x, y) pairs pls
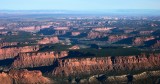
(0, 9), (160, 16)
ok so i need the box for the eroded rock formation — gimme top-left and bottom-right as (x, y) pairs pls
(0, 72), (13, 84)
(12, 51), (68, 68)
(38, 36), (59, 44)
(12, 52), (56, 68)
(0, 69), (52, 84)
(0, 45), (39, 60)
(87, 31), (108, 39)
(133, 36), (155, 46)
(108, 35), (128, 43)
(0, 42), (18, 48)
(53, 57), (113, 77)
(53, 53), (160, 77)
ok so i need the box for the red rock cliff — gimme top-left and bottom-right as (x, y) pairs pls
(12, 51), (68, 68)
(0, 69), (52, 84)
(53, 53), (160, 77)
(53, 57), (112, 77)
(0, 45), (39, 60)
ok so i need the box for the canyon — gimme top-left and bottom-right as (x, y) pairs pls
(53, 53), (160, 77)
(0, 14), (160, 84)
(0, 44), (159, 80)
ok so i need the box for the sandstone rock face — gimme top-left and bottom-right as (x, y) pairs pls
(71, 32), (80, 36)
(106, 70), (160, 83)
(18, 25), (51, 32)
(0, 42), (18, 48)
(12, 51), (68, 68)
(0, 72), (13, 84)
(0, 45), (39, 60)
(69, 45), (80, 50)
(87, 31), (107, 39)
(133, 36), (155, 46)
(0, 69), (52, 84)
(57, 51), (69, 58)
(19, 26), (36, 32)
(108, 35), (128, 43)
(112, 54), (152, 71)
(53, 57), (113, 77)
(12, 52), (56, 68)
(38, 36), (59, 44)
(53, 54), (160, 77)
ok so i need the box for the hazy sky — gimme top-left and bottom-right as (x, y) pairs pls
(1, 0), (160, 10)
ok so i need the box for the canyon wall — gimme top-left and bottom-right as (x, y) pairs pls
(12, 52), (56, 68)
(53, 53), (160, 77)
(53, 57), (113, 77)
(0, 45), (39, 60)
(0, 42), (18, 48)
(38, 36), (59, 44)
(0, 69), (52, 84)
(12, 51), (68, 68)
(108, 35), (128, 43)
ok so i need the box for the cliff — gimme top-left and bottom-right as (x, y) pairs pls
(0, 45), (39, 60)
(52, 53), (160, 77)
(133, 36), (155, 46)
(12, 51), (68, 68)
(108, 35), (128, 43)
(53, 57), (113, 77)
(0, 72), (13, 84)
(0, 69), (52, 84)
(0, 42), (18, 48)
(38, 36), (59, 44)
(12, 52), (56, 68)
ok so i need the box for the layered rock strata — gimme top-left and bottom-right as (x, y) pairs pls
(0, 45), (39, 60)
(0, 69), (52, 84)
(0, 42), (18, 48)
(53, 54), (160, 77)
(38, 36), (59, 44)
(12, 51), (68, 68)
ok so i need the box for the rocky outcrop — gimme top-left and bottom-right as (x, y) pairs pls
(69, 45), (80, 50)
(56, 70), (160, 84)
(53, 53), (160, 77)
(53, 57), (113, 77)
(71, 32), (81, 36)
(108, 35), (128, 43)
(38, 36), (59, 44)
(89, 70), (160, 84)
(12, 51), (68, 68)
(0, 72), (13, 84)
(133, 36), (155, 46)
(87, 31), (108, 39)
(0, 45), (39, 60)
(0, 42), (18, 48)
(12, 52), (56, 68)
(152, 40), (160, 48)
(0, 69), (52, 84)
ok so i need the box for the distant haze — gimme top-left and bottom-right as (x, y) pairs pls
(0, 0), (160, 10)
(1, 0), (160, 16)
(0, 10), (160, 16)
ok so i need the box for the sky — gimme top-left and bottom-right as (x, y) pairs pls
(0, 0), (160, 10)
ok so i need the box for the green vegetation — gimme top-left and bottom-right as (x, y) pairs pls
(68, 47), (141, 58)
(38, 44), (72, 52)
(0, 31), (38, 42)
